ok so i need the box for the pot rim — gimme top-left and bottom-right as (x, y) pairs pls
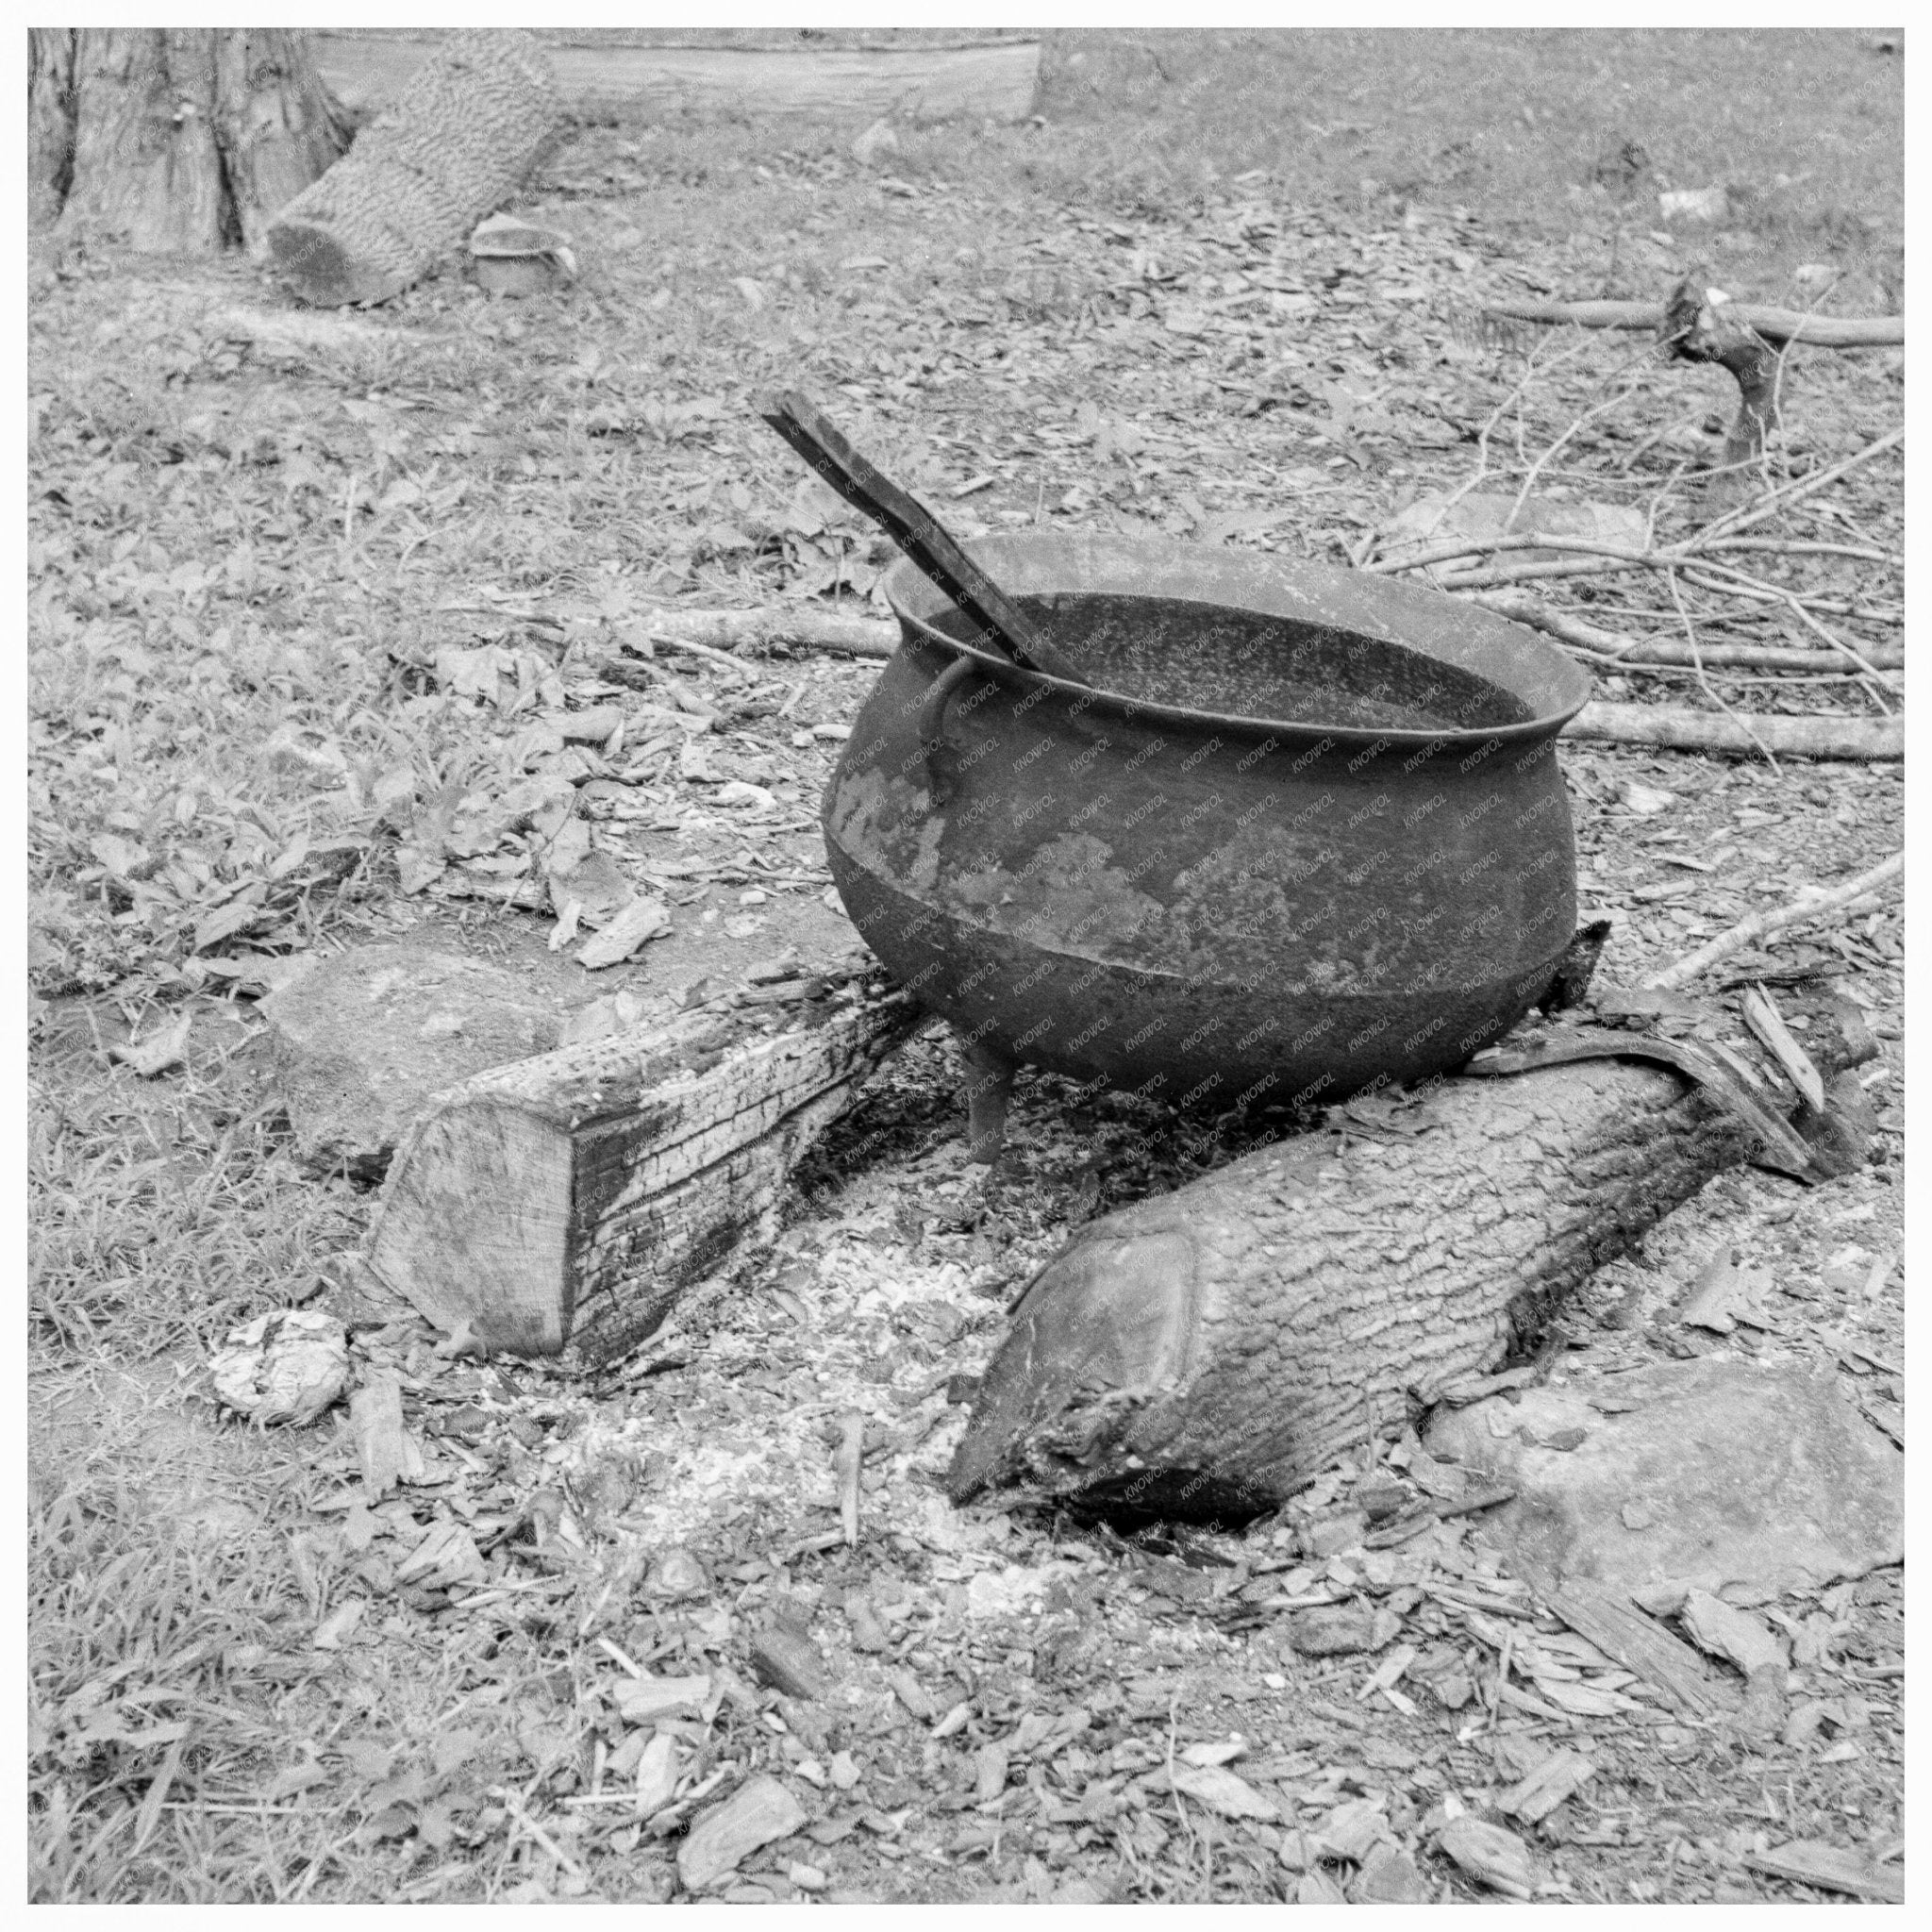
(886, 528), (1593, 749)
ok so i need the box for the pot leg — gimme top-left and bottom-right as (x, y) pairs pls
(960, 1034), (1017, 1164)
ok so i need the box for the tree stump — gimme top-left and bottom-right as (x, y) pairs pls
(36, 29), (349, 253)
(950, 997), (1875, 1523)
(266, 28), (561, 308)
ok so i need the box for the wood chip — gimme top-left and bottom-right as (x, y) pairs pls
(1680, 1588), (1786, 1675)
(612, 1674), (712, 1724)
(1437, 1815), (1537, 1899)
(1160, 1762), (1279, 1822)
(676, 1774), (808, 1892)
(1544, 1579), (1732, 1720)
(749, 1626), (830, 1702)
(1500, 1747), (1596, 1824)
(1744, 1840), (1905, 1903)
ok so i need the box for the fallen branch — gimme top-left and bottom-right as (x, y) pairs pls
(1562, 702), (1902, 761)
(363, 973), (920, 1359)
(1481, 298), (1903, 350)
(1472, 589), (1903, 673)
(1641, 852), (1903, 991)
(949, 991), (1877, 1519)
(619, 603), (896, 661)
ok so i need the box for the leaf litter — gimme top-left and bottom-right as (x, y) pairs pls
(28, 42), (1903, 1908)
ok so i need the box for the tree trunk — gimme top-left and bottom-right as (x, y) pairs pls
(948, 1001), (1875, 1523)
(28, 28), (76, 229)
(364, 979), (922, 1360)
(266, 29), (561, 308)
(34, 28), (349, 254)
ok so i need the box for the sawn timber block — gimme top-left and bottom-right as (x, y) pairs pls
(362, 982), (919, 1360)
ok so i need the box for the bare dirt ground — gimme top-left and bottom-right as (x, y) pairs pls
(27, 28), (1903, 1906)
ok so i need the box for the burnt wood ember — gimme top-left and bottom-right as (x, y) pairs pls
(948, 996), (1875, 1523)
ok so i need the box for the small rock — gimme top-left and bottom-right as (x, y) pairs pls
(973, 1740), (1008, 1802)
(1424, 1357), (1903, 1597)
(648, 1548), (709, 1599)
(1288, 1603), (1381, 1656)
(851, 118), (899, 167)
(676, 1775), (807, 1893)
(828, 1751), (860, 1792)
(788, 1862), (828, 1893)
(1297, 1869), (1348, 1905)
(208, 1309), (348, 1426)
(1437, 1815), (1537, 1899)
(1658, 186), (1731, 224)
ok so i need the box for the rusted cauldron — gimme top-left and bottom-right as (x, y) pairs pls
(823, 530), (1592, 1155)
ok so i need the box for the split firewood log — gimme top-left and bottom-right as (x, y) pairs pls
(949, 981), (1877, 1522)
(266, 28), (560, 307)
(363, 971), (921, 1360)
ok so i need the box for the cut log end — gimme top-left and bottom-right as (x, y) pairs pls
(267, 217), (395, 307)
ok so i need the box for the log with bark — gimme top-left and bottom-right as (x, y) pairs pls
(1480, 297), (1903, 350)
(363, 971), (920, 1361)
(947, 979), (1877, 1522)
(314, 29), (1042, 125)
(33, 28), (350, 253)
(267, 28), (562, 308)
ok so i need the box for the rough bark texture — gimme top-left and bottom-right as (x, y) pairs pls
(1659, 276), (1785, 471)
(28, 29), (76, 230)
(210, 31), (356, 255)
(364, 981), (920, 1360)
(949, 1006), (1873, 1521)
(41, 29), (348, 253)
(266, 28), (561, 307)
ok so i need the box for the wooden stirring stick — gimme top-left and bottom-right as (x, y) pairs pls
(757, 391), (1086, 685)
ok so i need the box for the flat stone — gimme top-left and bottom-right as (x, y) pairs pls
(1424, 1357), (1902, 1599)
(260, 945), (559, 1177)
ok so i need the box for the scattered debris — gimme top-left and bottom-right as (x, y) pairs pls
(208, 1309), (348, 1426)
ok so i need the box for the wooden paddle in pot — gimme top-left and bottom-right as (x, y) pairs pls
(756, 391), (1088, 686)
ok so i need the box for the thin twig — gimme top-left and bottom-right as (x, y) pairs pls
(1688, 425), (1904, 546)
(1663, 568), (1778, 773)
(1641, 853), (1903, 991)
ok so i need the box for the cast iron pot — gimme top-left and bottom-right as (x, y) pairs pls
(822, 530), (1592, 1153)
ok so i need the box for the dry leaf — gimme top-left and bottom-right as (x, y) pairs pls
(109, 1009), (192, 1078)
